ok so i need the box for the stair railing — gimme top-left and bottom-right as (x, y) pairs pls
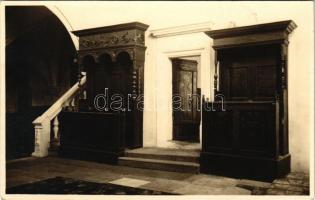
(32, 75), (86, 157)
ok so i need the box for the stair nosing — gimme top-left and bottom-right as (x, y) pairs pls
(118, 156), (200, 167)
(124, 152), (199, 163)
(125, 152), (199, 158)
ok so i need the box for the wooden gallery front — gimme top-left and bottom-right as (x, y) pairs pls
(56, 20), (297, 181)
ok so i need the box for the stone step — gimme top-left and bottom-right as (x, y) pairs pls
(118, 156), (200, 174)
(125, 147), (200, 163)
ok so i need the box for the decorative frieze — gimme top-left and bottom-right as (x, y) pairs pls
(79, 30), (145, 50)
(73, 22), (148, 51)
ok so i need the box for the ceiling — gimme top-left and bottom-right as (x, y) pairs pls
(5, 6), (53, 46)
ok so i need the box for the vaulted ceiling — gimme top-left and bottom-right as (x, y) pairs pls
(5, 6), (53, 46)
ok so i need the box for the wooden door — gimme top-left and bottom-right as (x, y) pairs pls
(172, 59), (200, 142)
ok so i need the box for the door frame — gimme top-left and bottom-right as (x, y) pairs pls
(165, 48), (206, 143)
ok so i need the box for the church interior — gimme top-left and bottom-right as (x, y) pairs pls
(1, 2), (313, 197)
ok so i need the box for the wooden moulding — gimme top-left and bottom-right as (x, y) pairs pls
(205, 20), (297, 49)
(72, 22), (149, 51)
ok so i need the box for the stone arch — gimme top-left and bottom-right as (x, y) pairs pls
(5, 6), (78, 159)
(46, 6), (79, 50)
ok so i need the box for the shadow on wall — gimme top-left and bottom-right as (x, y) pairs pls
(5, 6), (77, 160)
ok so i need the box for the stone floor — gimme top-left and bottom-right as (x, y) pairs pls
(6, 156), (310, 195)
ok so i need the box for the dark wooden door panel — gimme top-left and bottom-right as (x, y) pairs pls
(202, 102), (276, 157)
(172, 59), (200, 142)
(203, 111), (234, 151)
(229, 66), (250, 99)
(238, 110), (275, 156)
(220, 45), (278, 101)
(254, 65), (276, 98)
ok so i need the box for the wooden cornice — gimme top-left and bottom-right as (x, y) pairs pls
(205, 20), (297, 39)
(205, 20), (297, 49)
(72, 22), (149, 36)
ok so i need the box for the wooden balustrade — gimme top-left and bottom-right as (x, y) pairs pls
(32, 76), (86, 157)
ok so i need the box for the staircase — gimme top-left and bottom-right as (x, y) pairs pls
(32, 75), (87, 158)
(118, 147), (200, 174)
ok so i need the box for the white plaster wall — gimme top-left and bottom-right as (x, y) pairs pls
(49, 1), (313, 173)
(153, 33), (211, 147)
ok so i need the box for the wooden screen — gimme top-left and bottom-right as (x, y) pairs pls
(219, 45), (279, 101)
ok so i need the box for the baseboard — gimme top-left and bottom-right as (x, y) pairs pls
(200, 151), (290, 181)
(58, 146), (124, 164)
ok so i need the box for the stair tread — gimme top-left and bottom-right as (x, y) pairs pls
(119, 156), (200, 167)
(126, 147), (200, 157)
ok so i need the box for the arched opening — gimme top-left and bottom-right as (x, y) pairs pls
(82, 51), (135, 147)
(98, 53), (112, 65)
(82, 55), (96, 73)
(116, 51), (132, 67)
(5, 6), (77, 160)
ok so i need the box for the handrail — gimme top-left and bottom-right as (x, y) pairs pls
(32, 75), (86, 157)
(33, 75), (86, 125)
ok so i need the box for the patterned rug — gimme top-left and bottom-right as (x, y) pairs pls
(6, 177), (176, 195)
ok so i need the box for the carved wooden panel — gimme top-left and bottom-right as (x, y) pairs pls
(59, 112), (125, 164)
(229, 67), (249, 98)
(73, 22), (148, 51)
(202, 110), (234, 150)
(202, 102), (276, 157)
(220, 45), (278, 101)
(178, 71), (193, 118)
(172, 59), (200, 141)
(239, 110), (274, 155)
(79, 30), (145, 50)
(254, 65), (276, 98)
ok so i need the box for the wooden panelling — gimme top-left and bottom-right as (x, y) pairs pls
(202, 102), (275, 157)
(59, 112), (125, 164)
(202, 20), (296, 181)
(69, 22), (149, 153)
